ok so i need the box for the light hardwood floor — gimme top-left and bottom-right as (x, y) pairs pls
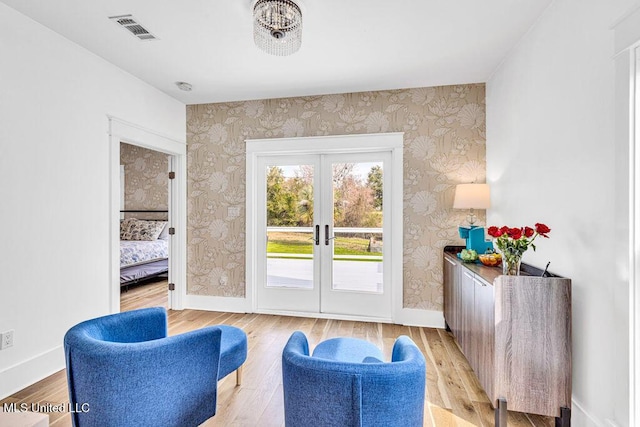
(1, 280), (556, 426)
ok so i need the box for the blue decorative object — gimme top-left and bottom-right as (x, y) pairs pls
(63, 307), (247, 427)
(459, 226), (494, 254)
(282, 331), (426, 427)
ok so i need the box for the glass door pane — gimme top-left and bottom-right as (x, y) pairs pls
(265, 165), (315, 289)
(331, 162), (384, 293)
(256, 156), (320, 314)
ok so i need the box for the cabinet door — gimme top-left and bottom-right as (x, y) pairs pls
(459, 270), (475, 366)
(443, 255), (458, 333)
(473, 275), (495, 401)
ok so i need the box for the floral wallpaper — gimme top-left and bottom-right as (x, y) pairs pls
(186, 84), (486, 310)
(120, 143), (169, 220)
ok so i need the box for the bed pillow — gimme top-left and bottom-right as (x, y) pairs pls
(121, 219), (167, 241)
(158, 222), (170, 240)
(120, 218), (138, 239)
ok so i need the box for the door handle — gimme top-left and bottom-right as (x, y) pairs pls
(315, 225), (320, 246)
(324, 225), (336, 245)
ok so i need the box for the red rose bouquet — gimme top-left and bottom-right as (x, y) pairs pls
(487, 223), (551, 275)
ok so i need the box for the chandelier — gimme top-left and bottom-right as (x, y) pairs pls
(253, 0), (302, 56)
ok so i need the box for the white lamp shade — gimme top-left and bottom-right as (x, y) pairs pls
(453, 183), (491, 209)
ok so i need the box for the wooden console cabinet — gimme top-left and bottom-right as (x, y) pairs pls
(443, 247), (572, 426)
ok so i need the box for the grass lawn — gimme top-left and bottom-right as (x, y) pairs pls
(267, 231), (380, 257)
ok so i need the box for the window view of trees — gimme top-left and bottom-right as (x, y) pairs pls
(367, 165), (383, 210)
(266, 162), (384, 258)
(266, 163), (383, 228)
(266, 166), (312, 226)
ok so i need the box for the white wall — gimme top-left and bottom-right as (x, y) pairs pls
(487, 0), (637, 425)
(0, 4), (185, 398)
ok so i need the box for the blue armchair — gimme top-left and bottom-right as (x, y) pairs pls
(63, 307), (246, 427)
(282, 331), (426, 427)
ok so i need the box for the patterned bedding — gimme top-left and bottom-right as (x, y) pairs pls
(120, 240), (168, 268)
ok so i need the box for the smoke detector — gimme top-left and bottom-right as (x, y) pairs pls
(109, 14), (158, 41)
(175, 82), (193, 92)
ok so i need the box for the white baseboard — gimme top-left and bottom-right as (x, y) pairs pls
(0, 345), (65, 400)
(396, 308), (445, 328)
(571, 396), (623, 427)
(255, 308), (393, 323)
(183, 294), (250, 313)
(184, 294), (445, 328)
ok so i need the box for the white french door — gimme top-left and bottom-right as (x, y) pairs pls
(256, 154), (321, 313)
(254, 151), (393, 319)
(320, 152), (390, 317)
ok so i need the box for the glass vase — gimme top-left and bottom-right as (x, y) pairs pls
(502, 255), (522, 276)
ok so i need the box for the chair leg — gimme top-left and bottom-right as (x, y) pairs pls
(235, 365), (243, 386)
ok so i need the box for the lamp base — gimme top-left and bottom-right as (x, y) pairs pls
(466, 210), (477, 227)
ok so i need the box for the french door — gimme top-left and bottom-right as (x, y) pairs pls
(254, 151), (393, 319)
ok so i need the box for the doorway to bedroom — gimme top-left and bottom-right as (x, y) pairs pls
(119, 142), (171, 310)
(109, 117), (187, 314)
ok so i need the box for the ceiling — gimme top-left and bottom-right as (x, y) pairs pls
(2, 0), (553, 105)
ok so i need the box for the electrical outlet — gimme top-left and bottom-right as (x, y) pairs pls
(1, 330), (14, 350)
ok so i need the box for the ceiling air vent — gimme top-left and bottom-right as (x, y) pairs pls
(108, 14), (158, 41)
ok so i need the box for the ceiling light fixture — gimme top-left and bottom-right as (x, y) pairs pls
(253, 0), (302, 56)
(175, 81), (192, 91)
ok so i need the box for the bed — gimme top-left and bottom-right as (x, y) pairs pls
(120, 214), (169, 287)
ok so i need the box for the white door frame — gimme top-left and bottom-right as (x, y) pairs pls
(631, 44), (640, 427)
(613, 7), (640, 425)
(246, 132), (404, 322)
(108, 116), (187, 313)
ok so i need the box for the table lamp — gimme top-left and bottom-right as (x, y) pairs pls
(453, 183), (493, 254)
(453, 183), (490, 226)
